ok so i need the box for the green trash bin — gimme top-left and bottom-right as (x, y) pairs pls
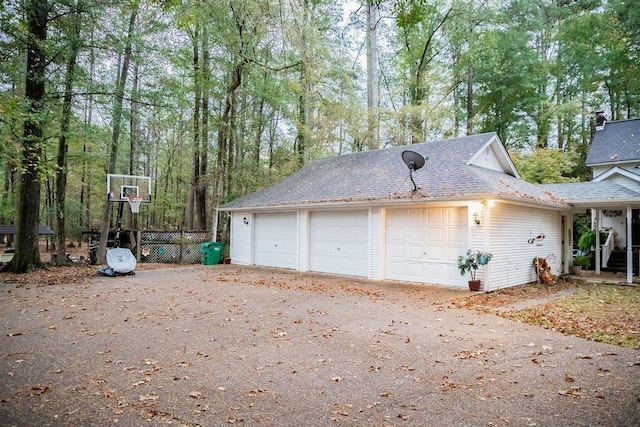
(201, 242), (225, 265)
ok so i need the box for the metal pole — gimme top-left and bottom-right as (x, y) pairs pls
(594, 209), (600, 275)
(627, 206), (633, 284)
(212, 207), (219, 242)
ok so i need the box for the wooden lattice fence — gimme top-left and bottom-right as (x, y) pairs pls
(138, 230), (212, 264)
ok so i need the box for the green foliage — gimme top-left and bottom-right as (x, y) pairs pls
(473, 27), (540, 146)
(577, 229), (608, 252)
(572, 255), (591, 269)
(457, 249), (493, 281)
(573, 212), (591, 240)
(510, 148), (580, 184)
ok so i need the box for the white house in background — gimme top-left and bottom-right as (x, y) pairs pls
(547, 117), (640, 281)
(220, 127), (640, 291)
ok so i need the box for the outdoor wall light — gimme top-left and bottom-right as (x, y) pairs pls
(473, 212), (481, 225)
(243, 217), (249, 225)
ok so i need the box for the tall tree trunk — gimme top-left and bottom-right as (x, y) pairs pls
(216, 58), (245, 241)
(196, 28), (209, 230)
(1, 78), (19, 234)
(407, 7), (452, 144)
(187, 22), (200, 230)
(128, 59), (140, 231)
(295, 0), (310, 166)
(466, 65), (474, 135)
(97, 2), (138, 263)
(466, 23), (475, 136)
(10, 0), (49, 272)
(55, 1), (82, 265)
(366, 0), (379, 151)
(296, 64), (308, 165)
(80, 24), (95, 238)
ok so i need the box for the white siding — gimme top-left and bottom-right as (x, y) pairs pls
(229, 202), (563, 291)
(370, 207), (382, 280)
(468, 203), (488, 285)
(591, 165), (608, 179)
(230, 212), (252, 265)
(470, 145), (503, 172)
(487, 203), (561, 291)
(298, 210), (309, 271)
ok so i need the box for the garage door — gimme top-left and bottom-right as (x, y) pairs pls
(386, 207), (468, 286)
(254, 212), (298, 269)
(309, 211), (369, 277)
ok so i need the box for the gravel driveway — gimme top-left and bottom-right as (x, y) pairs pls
(1, 265), (639, 426)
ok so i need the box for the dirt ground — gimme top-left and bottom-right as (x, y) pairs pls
(1, 263), (639, 426)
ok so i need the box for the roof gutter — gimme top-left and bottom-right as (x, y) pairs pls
(219, 193), (567, 212)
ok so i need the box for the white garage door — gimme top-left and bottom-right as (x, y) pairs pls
(309, 211), (369, 277)
(386, 207), (468, 286)
(254, 212), (298, 269)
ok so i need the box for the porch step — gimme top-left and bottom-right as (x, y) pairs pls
(603, 250), (639, 275)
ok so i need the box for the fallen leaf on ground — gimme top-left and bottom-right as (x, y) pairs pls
(188, 391), (204, 399)
(29, 384), (51, 396)
(558, 387), (581, 397)
(139, 393), (159, 402)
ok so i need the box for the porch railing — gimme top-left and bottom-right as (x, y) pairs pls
(601, 229), (615, 268)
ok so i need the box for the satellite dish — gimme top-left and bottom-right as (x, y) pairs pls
(401, 150), (428, 192)
(402, 150), (426, 171)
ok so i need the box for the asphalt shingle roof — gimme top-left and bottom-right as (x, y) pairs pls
(221, 133), (566, 210)
(586, 118), (640, 165)
(541, 181), (640, 204)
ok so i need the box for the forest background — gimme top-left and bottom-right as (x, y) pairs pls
(0, 0), (638, 272)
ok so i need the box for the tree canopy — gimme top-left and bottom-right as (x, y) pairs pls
(1, 0), (638, 271)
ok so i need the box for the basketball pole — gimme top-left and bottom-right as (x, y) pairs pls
(113, 200), (125, 248)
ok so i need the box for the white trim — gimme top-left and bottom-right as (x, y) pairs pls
(220, 195), (565, 213)
(592, 166), (640, 183)
(466, 134), (521, 179)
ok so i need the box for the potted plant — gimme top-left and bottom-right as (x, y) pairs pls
(571, 255), (591, 274)
(457, 249), (493, 291)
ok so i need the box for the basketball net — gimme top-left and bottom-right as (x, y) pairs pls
(127, 196), (143, 213)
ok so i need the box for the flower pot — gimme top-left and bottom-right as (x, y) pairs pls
(468, 280), (481, 291)
(570, 265), (582, 275)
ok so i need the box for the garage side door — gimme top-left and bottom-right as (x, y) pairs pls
(254, 212), (298, 269)
(309, 211), (369, 277)
(386, 207), (467, 286)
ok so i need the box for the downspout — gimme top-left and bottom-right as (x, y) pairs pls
(484, 200), (492, 291)
(627, 206), (633, 284)
(563, 213), (571, 275)
(212, 207), (219, 242)
(595, 209), (601, 275)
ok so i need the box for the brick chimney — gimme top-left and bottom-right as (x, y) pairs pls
(590, 111), (607, 142)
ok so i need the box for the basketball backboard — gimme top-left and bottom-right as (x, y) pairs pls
(107, 174), (152, 203)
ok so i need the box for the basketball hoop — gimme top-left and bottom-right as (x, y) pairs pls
(127, 196), (143, 213)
